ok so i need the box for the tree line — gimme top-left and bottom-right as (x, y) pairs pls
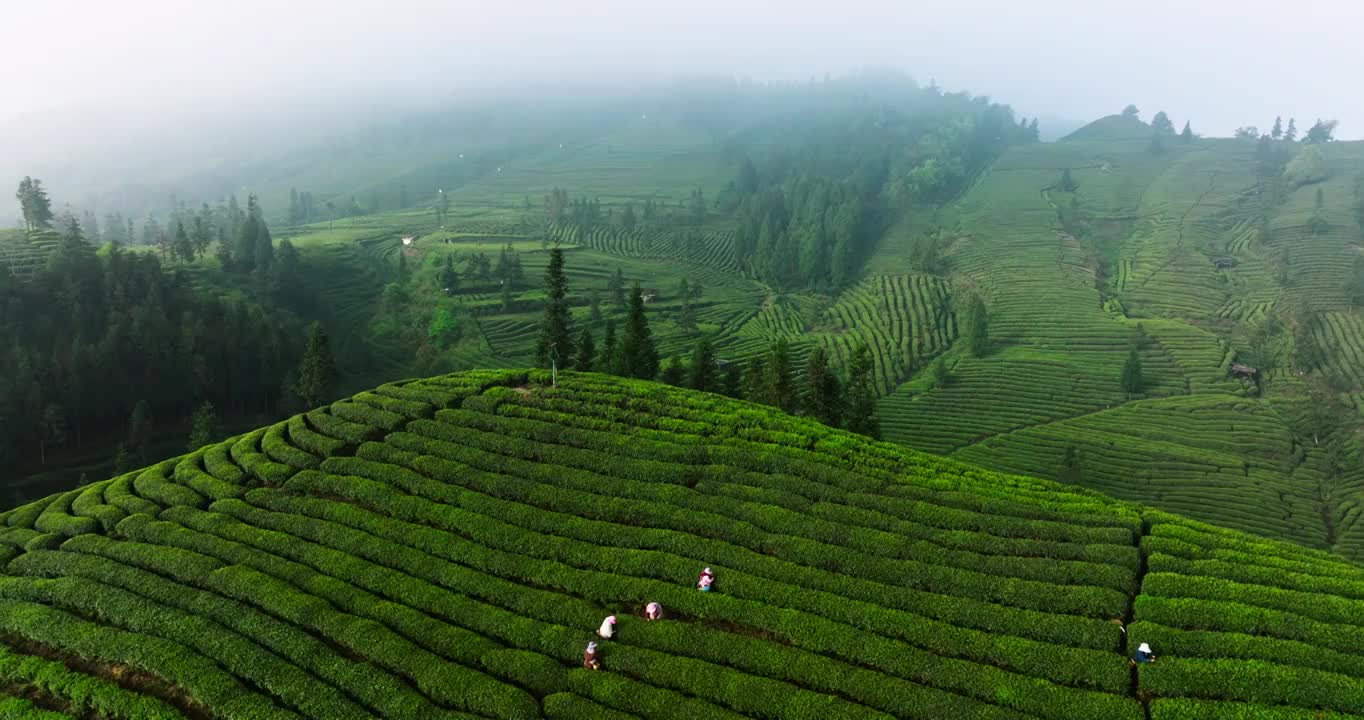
(719, 87), (1035, 290)
(533, 247), (882, 438)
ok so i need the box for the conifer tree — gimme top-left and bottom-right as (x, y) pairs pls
(575, 326), (595, 371)
(1285, 118), (1298, 142)
(687, 337), (718, 392)
(844, 344), (880, 439)
(186, 401), (220, 452)
(1059, 168), (1077, 192)
(1272, 116), (1283, 140)
(619, 282), (658, 379)
(721, 362), (743, 398)
(1121, 348), (1144, 395)
(1180, 121), (1193, 142)
(602, 319), (619, 374)
(127, 400), (153, 465)
(661, 355), (686, 386)
(742, 358), (768, 402)
(765, 339), (798, 413)
(1058, 444), (1084, 484)
(294, 322), (338, 409)
(534, 247), (575, 370)
(803, 346), (843, 427)
(966, 295), (990, 357)
(439, 254), (458, 295)
(608, 266), (627, 305)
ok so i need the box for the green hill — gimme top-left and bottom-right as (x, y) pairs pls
(0, 371), (1362, 719)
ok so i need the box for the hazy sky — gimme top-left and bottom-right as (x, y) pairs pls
(6, 0), (1364, 138)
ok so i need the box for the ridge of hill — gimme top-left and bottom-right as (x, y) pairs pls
(0, 370), (1361, 719)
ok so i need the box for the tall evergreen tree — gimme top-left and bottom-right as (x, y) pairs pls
(1271, 116), (1283, 140)
(439, 254), (459, 295)
(601, 319), (619, 374)
(966, 295), (990, 357)
(294, 322), (339, 409)
(534, 247), (575, 369)
(687, 338), (719, 392)
(803, 346), (843, 427)
(1285, 118), (1298, 142)
(235, 196), (261, 272)
(1347, 255), (1364, 307)
(15, 177), (54, 231)
(721, 361), (743, 398)
(1059, 168), (1077, 192)
(607, 266), (627, 305)
(127, 400), (153, 465)
(1120, 348), (1144, 395)
(186, 401), (220, 452)
(173, 221), (194, 264)
(1058, 444), (1084, 484)
(844, 344), (880, 439)
(661, 355), (686, 386)
(742, 358), (768, 401)
(575, 326), (595, 371)
(1180, 121), (1193, 142)
(764, 340), (798, 413)
(619, 282), (658, 379)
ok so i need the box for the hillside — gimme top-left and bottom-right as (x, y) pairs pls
(0, 371), (1362, 719)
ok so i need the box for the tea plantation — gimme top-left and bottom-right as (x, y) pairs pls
(0, 370), (1360, 719)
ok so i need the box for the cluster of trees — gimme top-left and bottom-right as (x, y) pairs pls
(286, 188), (320, 225)
(721, 88), (1033, 290)
(1237, 116), (1337, 144)
(0, 218), (308, 468)
(534, 247), (659, 379)
(532, 248), (880, 437)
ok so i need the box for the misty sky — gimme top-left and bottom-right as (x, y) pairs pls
(6, 0), (1364, 138)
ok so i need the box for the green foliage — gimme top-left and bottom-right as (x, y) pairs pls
(803, 346), (842, 428)
(965, 295), (989, 357)
(1120, 348), (1144, 395)
(618, 283), (658, 379)
(186, 401), (219, 453)
(294, 322), (339, 409)
(535, 247), (575, 369)
(845, 344), (880, 439)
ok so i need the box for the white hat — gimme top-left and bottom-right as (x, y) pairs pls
(1138, 643), (1151, 653)
(606, 615), (617, 623)
(703, 567), (712, 574)
(587, 641), (597, 651)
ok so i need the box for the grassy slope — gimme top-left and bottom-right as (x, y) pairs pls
(0, 370), (1362, 719)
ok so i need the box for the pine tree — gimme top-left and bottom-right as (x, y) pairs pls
(660, 355), (685, 386)
(294, 322), (339, 409)
(15, 177), (54, 231)
(601, 319), (619, 375)
(765, 340), (797, 413)
(1058, 444), (1084, 484)
(844, 344), (880, 439)
(1120, 348), (1144, 395)
(721, 362), (743, 398)
(1286, 118), (1298, 142)
(235, 196), (261, 272)
(575, 327), (595, 371)
(173, 221), (194, 264)
(1059, 168), (1077, 192)
(589, 293), (603, 325)
(1180, 121), (1193, 142)
(929, 355), (950, 389)
(439, 254), (459, 295)
(619, 283), (658, 379)
(742, 358), (767, 402)
(607, 266), (627, 305)
(186, 401), (220, 452)
(127, 400), (153, 465)
(1347, 255), (1364, 307)
(534, 247), (575, 370)
(687, 338), (718, 392)
(966, 296), (990, 357)
(1272, 116), (1283, 140)
(803, 346), (842, 427)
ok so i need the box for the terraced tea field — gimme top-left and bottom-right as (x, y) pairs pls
(0, 371), (1361, 719)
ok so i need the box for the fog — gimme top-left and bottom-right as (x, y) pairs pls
(6, 0), (1364, 220)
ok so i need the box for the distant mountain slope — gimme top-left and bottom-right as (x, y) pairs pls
(0, 371), (1360, 719)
